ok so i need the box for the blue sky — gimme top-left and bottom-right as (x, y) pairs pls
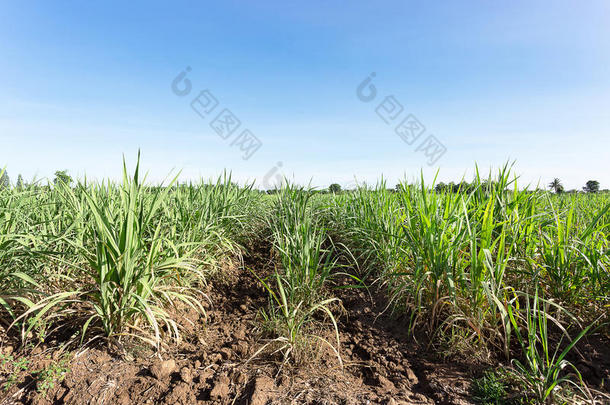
(1, 1), (609, 189)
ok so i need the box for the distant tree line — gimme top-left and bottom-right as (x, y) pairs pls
(0, 169), (74, 190)
(0, 167), (606, 196)
(548, 178), (603, 194)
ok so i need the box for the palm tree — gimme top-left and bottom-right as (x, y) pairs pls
(548, 178), (564, 194)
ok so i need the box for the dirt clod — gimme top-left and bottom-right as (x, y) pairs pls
(219, 347), (232, 360)
(210, 374), (230, 399)
(150, 359), (176, 380)
(179, 367), (193, 384)
(250, 375), (275, 405)
(164, 382), (195, 405)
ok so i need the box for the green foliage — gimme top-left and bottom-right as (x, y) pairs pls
(3, 155), (258, 351)
(53, 170), (72, 186)
(0, 158), (609, 401)
(0, 169), (9, 189)
(34, 355), (70, 394)
(15, 175), (24, 190)
(583, 180), (600, 194)
(252, 184), (342, 365)
(327, 163), (610, 396)
(328, 183), (341, 194)
(507, 290), (593, 404)
(472, 370), (508, 404)
(17, 156), (207, 348)
(548, 178), (563, 194)
(0, 353), (30, 391)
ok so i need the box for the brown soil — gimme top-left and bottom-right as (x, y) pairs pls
(0, 244), (607, 404)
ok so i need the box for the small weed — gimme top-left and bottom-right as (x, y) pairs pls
(472, 370), (508, 404)
(34, 356), (70, 395)
(0, 353), (30, 391)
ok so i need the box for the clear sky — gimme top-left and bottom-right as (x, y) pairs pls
(1, 1), (609, 190)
